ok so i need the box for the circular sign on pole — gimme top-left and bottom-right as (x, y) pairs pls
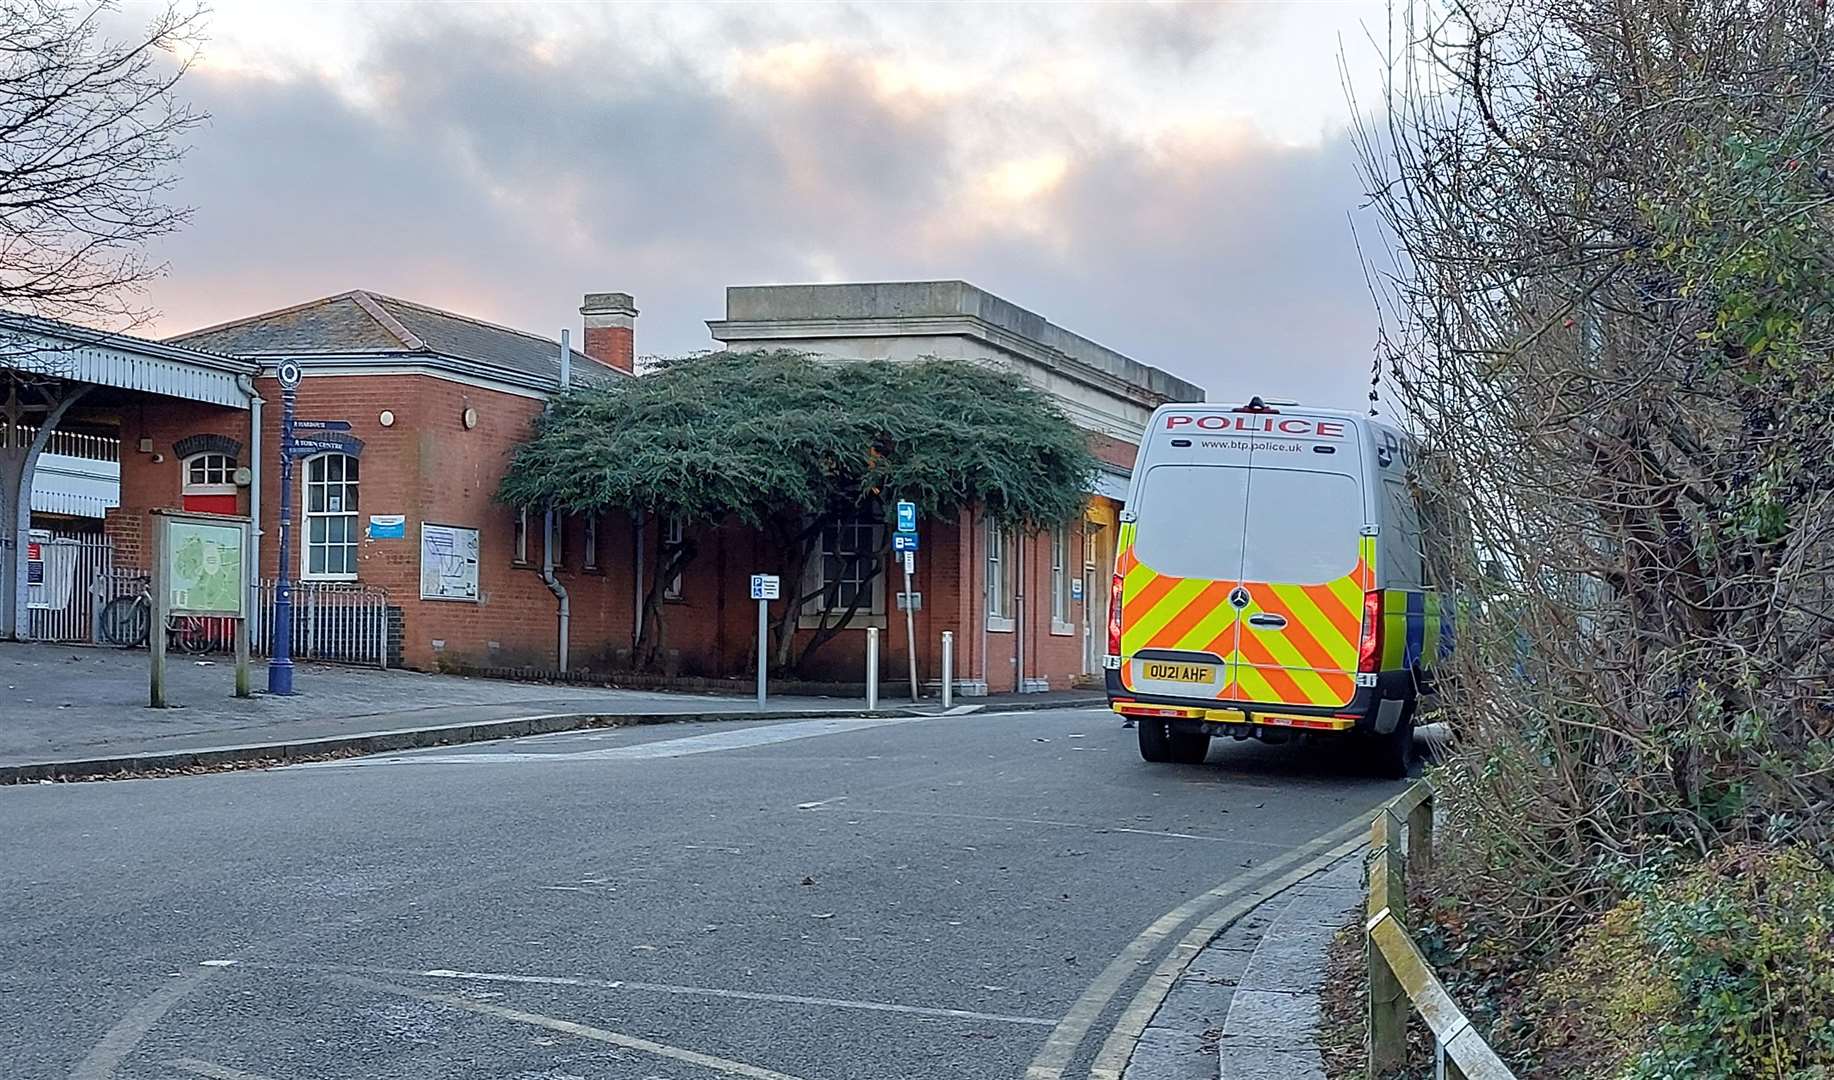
(276, 360), (302, 390)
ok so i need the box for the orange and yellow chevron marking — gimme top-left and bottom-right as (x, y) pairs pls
(1253, 585), (1349, 671)
(1114, 528), (1367, 707)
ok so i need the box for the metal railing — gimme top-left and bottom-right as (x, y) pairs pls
(0, 531), (116, 642)
(1366, 781), (1516, 1080)
(15, 425), (119, 461)
(88, 570), (389, 669)
(251, 578), (389, 668)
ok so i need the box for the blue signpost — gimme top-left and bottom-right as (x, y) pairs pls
(268, 360), (302, 695)
(894, 500), (919, 702)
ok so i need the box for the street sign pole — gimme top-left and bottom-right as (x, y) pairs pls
(750, 573), (779, 709)
(268, 361), (302, 695)
(903, 550), (918, 702)
(756, 596), (767, 708)
(893, 501), (920, 702)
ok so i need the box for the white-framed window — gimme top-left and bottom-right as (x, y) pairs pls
(986, 518), (1013, 631)
(824, 516), (881, 612)
(302, 453), (359, 579)
(803, 511), (883, 620)
(582, 513), (599, 571)
(513, 506), (530, 564)
(1050, 523), (1073, 632)
(182, 451), (236, 495)
(663, 515), (685, 600)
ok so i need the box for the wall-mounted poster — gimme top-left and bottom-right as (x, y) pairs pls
(420, 522), (480, 602)
(368, 514), (406, 539)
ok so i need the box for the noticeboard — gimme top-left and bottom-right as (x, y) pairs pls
(162, 516), (248, 617)
(420, 522), (480, 601)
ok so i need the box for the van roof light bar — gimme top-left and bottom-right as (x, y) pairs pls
(1233, 396), (1282, 414)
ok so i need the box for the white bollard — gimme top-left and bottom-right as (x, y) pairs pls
(866, 626), (880, 711)
(941, 630), (954, 710)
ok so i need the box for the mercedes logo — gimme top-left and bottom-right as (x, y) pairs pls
(1228, 586), (1251, 609)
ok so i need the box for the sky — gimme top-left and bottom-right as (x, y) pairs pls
(126, 0), (1393, 410)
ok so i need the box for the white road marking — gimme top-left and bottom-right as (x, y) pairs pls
(402, 966), (1056, 1027)
(826, 806), (1317, 848)
(794, 795), (848, 810)
(1023, 809), (1379, 1080)
(331, 973), (809, 1080)
(166, 1058), (278, 1080)
(70, 969), (217, 1080)
(293, 716), (927, 769)
(198, 959), (239, 967)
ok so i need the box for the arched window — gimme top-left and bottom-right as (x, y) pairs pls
(182, 452), (236, 495)
(303, 453), (359, 579)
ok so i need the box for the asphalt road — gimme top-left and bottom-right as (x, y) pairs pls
(0, 707), (1404, 1080)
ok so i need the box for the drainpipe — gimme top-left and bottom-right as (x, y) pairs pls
(541, 505), (569, 672)
(538, 331), (571, 673)
(1014, 527), (1025, 693)
(976, 508), (987, 696)
(237, 373), (263, 635)
(632, 509), (645, 649)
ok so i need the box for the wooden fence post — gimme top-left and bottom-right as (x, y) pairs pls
(1368, 805), (1408, 1077)
(1408, 789), (1434, 880)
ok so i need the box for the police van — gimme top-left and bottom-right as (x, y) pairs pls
(1105, 398), (1446, 778)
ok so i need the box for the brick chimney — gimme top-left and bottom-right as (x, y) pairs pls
(579, 292), (638, 373)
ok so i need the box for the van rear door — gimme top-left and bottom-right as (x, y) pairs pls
(1122, 462), (1249, 699)
(1232, 428), (1368, 710)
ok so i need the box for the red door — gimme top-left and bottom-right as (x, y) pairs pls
(181, 493), (238, 515)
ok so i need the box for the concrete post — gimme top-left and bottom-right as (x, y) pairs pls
(941, 630), (954, 710)
(866, 626), (879, 711)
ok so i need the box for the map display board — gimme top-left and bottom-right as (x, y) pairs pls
(165, 519), (247, 617)
(420, 523), (480, 601)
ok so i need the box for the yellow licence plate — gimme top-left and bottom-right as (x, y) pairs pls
(1142, 661), (1214, 684)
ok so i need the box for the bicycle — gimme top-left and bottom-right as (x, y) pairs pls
(97, 577), (227, 654)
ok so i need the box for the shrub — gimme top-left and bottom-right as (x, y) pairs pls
(1532, 846), (1834, 1080)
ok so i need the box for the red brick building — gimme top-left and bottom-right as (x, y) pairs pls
(35, 282), (1201, 694)
(707, 281), (1206, 694)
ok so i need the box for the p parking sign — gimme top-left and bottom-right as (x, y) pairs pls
(750, 574), (780, 600)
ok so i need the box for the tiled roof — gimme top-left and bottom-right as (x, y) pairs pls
(166, 290), (625, 387)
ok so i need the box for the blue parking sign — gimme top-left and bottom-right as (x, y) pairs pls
(893, 532), (919, 553)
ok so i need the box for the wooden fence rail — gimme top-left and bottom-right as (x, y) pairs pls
(1366, 780), (1516, 1080)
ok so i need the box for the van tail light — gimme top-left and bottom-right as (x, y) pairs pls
(1107, 572), (1125, 657)
(1357, 591), (1383, 673)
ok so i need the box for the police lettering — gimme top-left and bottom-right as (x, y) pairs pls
(1163, 415), (1346, 438)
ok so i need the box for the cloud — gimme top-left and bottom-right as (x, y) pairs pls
(142, 2), (1385, 412)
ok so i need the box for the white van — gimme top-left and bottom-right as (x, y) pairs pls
(1105, 398), (1444, 777)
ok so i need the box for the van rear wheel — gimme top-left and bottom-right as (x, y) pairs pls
(1139, 720), (1211, 764)
(1367, 705), (1416, 779)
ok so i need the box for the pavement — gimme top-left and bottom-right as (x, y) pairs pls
(0, 641), (1103, 778)
(0, 704), (1405, 1079)
(1119, 855), (1365, 1080)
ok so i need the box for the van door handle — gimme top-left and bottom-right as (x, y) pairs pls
(1247, 613), (1288, 629)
